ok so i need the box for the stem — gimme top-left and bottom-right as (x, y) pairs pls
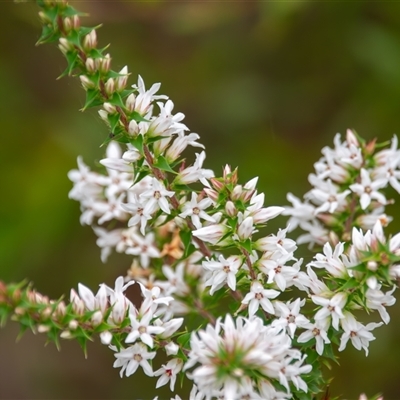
(241, 248), (256, 280)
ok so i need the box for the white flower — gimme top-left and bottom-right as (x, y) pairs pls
(310, 242), (348, 278)
(203, 255), (242, 295)
(259, 252), (298, 292)
(241, 281), (280, 317)
(126, 312), (165, 348)
(184, 315), (310, 400)
(349, 168), (387, 210)
(272, 298), (309, 338)
(154, 358), (183, 391)
(175, 151), (214, 187)
(338, 312), (383, 356)
(122, 194), (152, 235)
(312, 292), (347, 330)
(366, 286), (396, 324)
(255, 227), (297, 256)
(140, 178), (175, 215)
(125, 232), (161, 268)
(112, 343), (156, 377)
(179, 192), (215, 229)
(297, 319), (331, 355)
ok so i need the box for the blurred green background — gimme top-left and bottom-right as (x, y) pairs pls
(1, 1), (400, 399)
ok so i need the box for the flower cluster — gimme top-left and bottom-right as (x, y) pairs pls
(2, 2), (400, 400)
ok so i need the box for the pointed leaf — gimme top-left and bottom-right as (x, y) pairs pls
(153, 155), (177, 174)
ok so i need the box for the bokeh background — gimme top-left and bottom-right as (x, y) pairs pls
(1, 1), (400, 399)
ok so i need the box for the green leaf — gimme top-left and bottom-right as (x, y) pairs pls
(58, 51), (79, 78)
(108, 113), (120, 133)
(36, 25), (59, 45)
(177, 331), (191, 348)
(129, 134), (144, 155)
(338, 277), (359, 291)
(240, 239), (252, 253)
(81, 88), (101, 111)
(153, 155), (177, 174)
(109, 92), (125, 108)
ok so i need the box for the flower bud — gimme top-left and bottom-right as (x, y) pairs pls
(69, 320), (79, 330)
(210, 178), (224, 192)
(192, 224), (229, 245)
(72, 15), (80, 30)
(79, 75), (95, 90)
(98, 53), (111, 74)
(165, 341), (179, 356)
(103, 102), (117, 114)
(63, 17), (72, 33)
(231, 185), (243, 201)
(128, 119), (139, 136)
(91, 310), (103, 327)
(85, 57), (96, 73)
(38, 11), (52, 24)
(225, 201), (237, 217)
(237, 216), (254, 240)
(126, 93), (136, 112)
(204, 188), (218, 203)
(38, 324), (50, 333)
(100, 331), (113, 345)
(83, 30), (97, 51)
(346, 129), (359, 147)
(116, 66), (129, 91)
(105, 78), (115, 96)
(58, 38), (74, 55)
(60, 330), (73, 339)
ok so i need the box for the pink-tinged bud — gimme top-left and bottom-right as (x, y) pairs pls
(329, 230), (339, 246)
(56, 301), (66, 317)
(231, 185), (243, 201)
(237, 216), (254, 240)
(85, 57), (96, 73)
(72, 15), (80, 30)
(192, 224), (229, 245)
(211, 177), (224, 192)
(63, 17), (72, 33)
(116, 66), (129, 91)
(83, 29), (97, 51)
(99, 53), (111, 74)
(126, 93), (136, 112)
(365, 138), (377, 155)
(346, 129), (359, 147)
(204, 188), (218, 203)
(225, 201), (237, 217)
(100, 331), (113, 345)
(14, 307), (25, 316)
(70, 289), (85, 315)
(79, 75), (94, 90)
(105, 78), (115, 96)
(252, 206), (284, 224)
(241, 177), (258, 203)
(103, 102), (117, 114)
(41, 306), (52, 319)
(128, 119), (139, 136)
(58, 38), (74, 54)
(112, 293), (128, 324)
(316, 213), (339, 227)
(91, 310), (103, 327)
(223, 164), (232, 180)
